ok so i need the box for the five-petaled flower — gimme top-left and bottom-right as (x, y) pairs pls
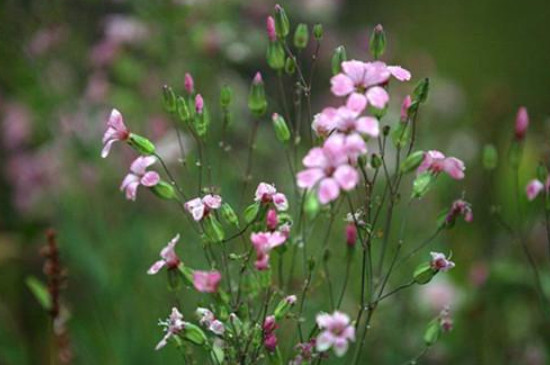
(155, 307), (185, 350)
(430, 252), (455, 272)
(526, 178), (549, 201)
(120, 156), (160, 201)
(316, 311), (355, 357)
(312, 104), (379, 138)
(417, 150), (465, 180)
(192, 270), (222, 293)
(251, 231), (287, 270)
(148, 234), (181, 275)
(255, 182), (289, 211)
(102, 108), (130, 158)
(184, 195), (222, 221)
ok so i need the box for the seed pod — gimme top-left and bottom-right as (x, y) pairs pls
(248, 72), (268, 117)
(369, 24), (386, 60)
(331, 46), (347, 75)
(313, 23), (323, 40)
(128, 133), (155, 155)
(293, 23), (309, 49)
(150, 181), (176, 200)
(162, 85), (176, 113)
(267, 41), (286, 70)
(220, 85), (233, 108)
(272, 113), (291, 143)
(482, 144), (498, 170)
(400, 151), (425, 173)
(274, 4), (290, 38)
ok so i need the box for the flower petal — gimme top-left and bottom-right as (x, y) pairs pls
(297, 168), (324, 189)
(387, 65), (411, 81)
(333, 165), (359, 191)
(318, 178), (340, 204)
(355, 116), (379, 137)
(366, 86), (389, 109)
(141, 171), (160, 187)
(330, 74), (354, 96)
(147, 260), (166, 275)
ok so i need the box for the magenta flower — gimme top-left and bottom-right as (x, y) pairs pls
(526, 178), (548, 200)
(313, 105), (379, 138)
(255, 182), (289, 211)
(184, 72), (194, 94)
(184, 194), (222, 221)
(515, 106), (529, 141)
(345, 223), (357, 246)
(417, 150), (465, 180)
(401, 95), (412, 122)
(266, 208), (279, 231)
(251, 231), (287, 270)
(120, 156), (160, 201)
(148, 234), (181, 275)
(430, 252), (455, 272)
(263, 315), (279, 352)
(316, 311), (355, 357)
(446, 199), (473, 224)
(266, 16), (276, 41)
(155, 307), (185, 350)
(296, 133), (365, 204)
(192, 270), (222, 293)
(102, 108), (130, 158)
(195, 94), (204, 114)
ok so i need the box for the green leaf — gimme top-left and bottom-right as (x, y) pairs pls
(211, 343), (225, 364)
(26, 276), (51, 310)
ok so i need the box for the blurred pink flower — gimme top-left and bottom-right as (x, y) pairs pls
(526, 178), (548, 201)
(85, 72), (110, 103)
(251, 231), (287, 270)
(120, 156), (160, 201)
(401, 95), (412, 122)
(316, 311), (355, 357)
(469, 262), (489, 287)
(27, 26), (66, 56)
(148, 234), (181, 275)
(155, 307), (185, 350)
(255, 182), (288, 211)
(102, 109), (130, 158)
(184, 72), (195, 94)
(266, 208), (279, 231)
(515, 106), (529, 141)
(104, 15), (149, 45)
(417, 150), (465, 180)
(195, 94), (204, 114)
(184, 194), (222, 221)
(196, 308), (225, 335)
(446, 199), (473, 225)
(263, 315), (278, 352)
(2, 102), (32, 150)
(266, 16), (276, 41)
(345, 223), (357, 246)
(418, 277), (459, 312)
(430, 252), (455, 272)
(193, 270), (222, 293)
(439, 306), (453, 332)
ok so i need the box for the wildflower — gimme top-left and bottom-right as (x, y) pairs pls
(195, 94), (204, 114)
(196, 308), (225, 335)
(102, 108), (130, 158)
(401, 95), (412, 122)
(192, 270), (222, 293)
(266, 208), (279, 231)
(263, 315), (279, 352)
(430, 252), (455, 272)
(417, 150), (465, 180)
(184, 194), (222, 221)
(184, 72), (194, 94)
(526, 178), (547, 201)
(296, 133), (365, 204)
(314, 105), (379, 138)
(147, 234), (181, 274)
(155, 307), (185, 350)
(445, 199), (473, 224)
(514, 106), (529, 141)
(316, 311), (355, 357)
(345, 223), (357, 246)
(290, 340), (317, 365)
(439, 306), (453, 332)
(255, 182), (288, 211)
(266, 16), (276, 41)
(120, 156), (160, 201)
(250, 231), (287, 270)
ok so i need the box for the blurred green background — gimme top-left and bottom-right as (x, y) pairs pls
(1, 0), (549, 364)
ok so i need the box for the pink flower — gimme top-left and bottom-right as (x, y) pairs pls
(446, 199), (473, 224)
(192, 270), (222, 293)
(184, 72), (194, 94)
(263, 315), (279, 352)
(515, 106), (529, 141)
(430, 252), (455, 272)
(196, 308), (225, 335)
(195, 94), (204, 114)
(120, 156), (160, 201)
(316, 311), (355, 357)
(526, 179), (546, 201)
(401, 95), (412, 122)
(155, 307), (185, 350)
(266, 209), (279, 231)
(345, 223), (357, 246)
(417, 150), (465, 180)
(296, 133), (365, 204)
(439, 306), (453, 332)
(148, 234), (181, 274)
(255, 182), (289, 211)
(266, 16), (276, 41)
(253, 72), (263, 84)
(251, 231), (287, 270)
(102, 108), (130, 158)
(313, 106), (379, 138)
(184, 194), (222, 221)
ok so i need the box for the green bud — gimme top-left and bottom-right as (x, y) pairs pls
(382, 125), (391, 136)
(194, 108), (210, 137)
(371, 153), (382, 169)
(248, 73), (268, 118)
(150, 181), (176, 200)
(272, 113), (291, 143)
(176, 96), (191, 123)
(274, 295), (297, 320)
(400, 151), (425, 173)
(162, 85), (177, 113)
(293, 23), (309, 49)
(182, 323), (208, 346)
(411, 171), (436, 199)
(244, 202), (261, 224)
(369, 24), (386, 60)
(203, 215), (225, 243)
(267, 41), (286, 70)
(221, 203), (239, 227)
(313, 23), (323, 40)
(128, 133), (155, 155)
(285, 57), (296, 75)
(413, 262), (437, 284)
(482, 144), (498, 170)
(423, 319), (441, 346)
(304, 190), (320, 219)
(274, 4), (290, 38)
(308, 257), (316, 271)
(331, 46), (347, 75)
(220, 85), (233, 108)
(412, 78), (430, 104)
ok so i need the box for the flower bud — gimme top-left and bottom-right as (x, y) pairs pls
(128, 133), (156, 155)
(399, 150), (425, 173)
(162, 85), (176, 113)
(220, 85), (233, 108)
(413, 262), (436, 284)
(195, 94), (204, 114)
(150, 181), (176, 200)
(244, 202), (260, 223)
(423, 319), (441, 346)
(267, 41), (286, 70)
(313, 23), (323, 40)
(411, 171), (436, 199)
(176, 96), (191, 123)
(221, 203), (239, 227)
(272, 113), (291, 143)
(266, 16), (277, 41)
(273, 295), (297, 320)
(345, 223), (357, 247)
(369, 24), (386, 60)
(266, 208), (279, 231)
(203, 215), (225, 243)
(194, 106), (209, 137)
(183, 322), (208, 346)
(370, 153), (382, 169)
(285, 57), (296, 75)
(274, 4), (290, 38)
(248, 72), (268, 117)
(482, 144), (498, 170)
(400, 95), (412, 123)
(412, 78), (429, 104)
(331, 46), (347, 75)
(514, 106), (529, 141)
(293, 23), (309, 49)
(184, 73), (194, 94)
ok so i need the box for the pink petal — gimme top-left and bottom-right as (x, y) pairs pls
(268, 231), (287, 248)
(303, 147), (328, 168)
(341, 60), (366, 85)
(255, 182), (276, 201)
(141, 171), (160, 187)
(366, 86), (389, 109)
(332, 337), (349, 357)
(203, 194), (222, 209)
(364, 61), (391, 86)
(333, 165), (359, 191)
(272, 193), (288, 211)
(120, 173), (139, 191)
(526, 179), (544, 201)
(130, 156), (156, 175)
(443, 157), (465, 180)
(108, 108), (126, 131)
(316, 330), (335, 352)
(101, 139), (116, 158)
(323, 134), (348, 166)
(330, 74), (354, 96)
(318, 178), (340, 204)
(355, 116), (379, 137)
(297, 168), (325, 189)
(345, 134), (368, 159)
(124, 181), (140, 201)
(316, 313), (333, 329)
(147, 260), (166, 275)
(346, 93), (367, 113)
(387, 66), (411, 81)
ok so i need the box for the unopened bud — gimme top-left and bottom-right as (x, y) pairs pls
(274, 4), (290, 38)
(220, 85), (233, 108)
(150, 181), (176, 200)
(413, 262), (437, 284)
(267, 41), (285, 70)
(412, 78), (429, 104)
(272, 113), (291, 142)
(273, 295), (297, 320)
(221, 203), (239, 227)
(369, 24), (386, 60)
(176, 96), (191, 123)
(400, 150), (425, 173)
(162, 85), (176, 113)
(128, 133), (155, 155)
(293, 23), (309, 49)
(266, 208), (279, 231)
(400, 95), (412, 123)
(184, 73), (194, 94)
(195, 94), (204, 114)
(266, 16), (277, 42)
(331, 46), (347, 75)
(248, 72), (268, 117)
(285, 57), (296, 75)
(370, 153), (382, 169)
(514, 106), (529, 141)
(313, 23), (323, 40)
(345, 223), (357, 247)
(482, 144), (498, 170)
